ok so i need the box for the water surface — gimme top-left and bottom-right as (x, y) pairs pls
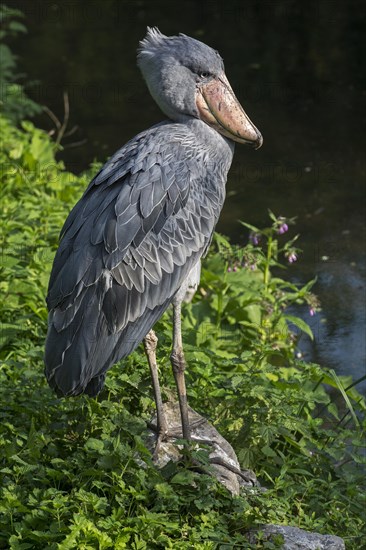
(7, 0), (365, 392)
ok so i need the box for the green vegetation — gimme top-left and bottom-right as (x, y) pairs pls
(0, 5), (41, 123)
(1, 7), (365, 549)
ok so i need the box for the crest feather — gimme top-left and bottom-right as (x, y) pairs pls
(138, 27), (167, 60)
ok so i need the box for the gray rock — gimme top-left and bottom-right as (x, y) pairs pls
(147, 401), (257, 495)
(247, 524), (345, 549)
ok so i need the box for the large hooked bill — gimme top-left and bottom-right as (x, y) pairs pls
(196, 73), (263, 149)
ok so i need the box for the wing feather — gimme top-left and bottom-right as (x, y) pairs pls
(45, 122), (226, 396)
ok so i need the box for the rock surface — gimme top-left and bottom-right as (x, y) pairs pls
(247, 524), (346, 549)
(147, 401), (257, 495)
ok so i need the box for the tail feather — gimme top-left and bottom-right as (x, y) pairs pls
(44, 290), (172, 397)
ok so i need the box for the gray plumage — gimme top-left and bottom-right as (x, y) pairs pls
(44, 28), (262, 399)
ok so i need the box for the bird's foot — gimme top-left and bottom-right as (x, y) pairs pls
(148, 417), (205, 440)
(165, 433), (257, 486)
(185, 445), (257, 486)
(147, 420), (170, 460)
(152, 433), (164, 460)
(209, 456), (257, 485)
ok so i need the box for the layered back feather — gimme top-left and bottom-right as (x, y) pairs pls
(45, 122), (231, 396)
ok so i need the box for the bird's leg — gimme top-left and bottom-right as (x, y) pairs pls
(144, 330), (168, 455)
(170, 300), (191, 442)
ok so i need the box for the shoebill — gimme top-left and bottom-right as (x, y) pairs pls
(44, 27), (262, 449)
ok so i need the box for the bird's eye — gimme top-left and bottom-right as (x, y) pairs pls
(199, 72), (211, 79)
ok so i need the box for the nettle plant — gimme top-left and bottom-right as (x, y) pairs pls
(180, 210), (318, 366)
(223, 210), (318, 356)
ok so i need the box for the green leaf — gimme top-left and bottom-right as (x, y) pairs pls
(324, 370), (360, 428)
(8, 21), (27, 33)
(85, 438), (104, 451)
(285, 314), (314, 340)
(261, 445), (277, 457)
(170, 471), (196, 485)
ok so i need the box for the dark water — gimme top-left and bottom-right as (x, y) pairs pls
(6, 0), (366, 392)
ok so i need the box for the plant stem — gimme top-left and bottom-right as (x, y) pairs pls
(264, 235), (272, 291)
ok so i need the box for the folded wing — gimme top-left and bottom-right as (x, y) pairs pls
(44, 123), (220, 396)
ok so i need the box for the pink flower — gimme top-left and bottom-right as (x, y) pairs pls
(278, 223), (288, 235)
(288, 252), (297, 263)
(249, 232), (261, 245)
(309, 308), (315, 316)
